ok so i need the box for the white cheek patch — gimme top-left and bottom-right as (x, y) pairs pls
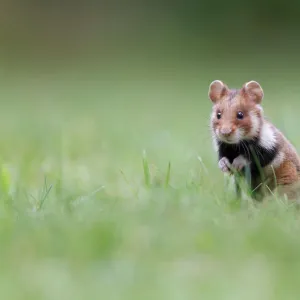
(212, 133), (219, 152)
(210, 112), (219, 151)
(210, 111), (215, 123)
(235, 128), (244, 143)
(259, 122), (277, 150)
(248, 111), (260, 138)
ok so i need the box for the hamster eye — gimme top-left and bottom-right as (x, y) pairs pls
(216, 112), (221, 119)
(237, 111), (244, 120)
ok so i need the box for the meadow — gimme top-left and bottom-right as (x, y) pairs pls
(0, 57), (300, 299)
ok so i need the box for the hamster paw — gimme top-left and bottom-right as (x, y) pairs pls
(218, 157), (231, 173)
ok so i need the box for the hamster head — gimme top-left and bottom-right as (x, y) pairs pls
(208, 80), (264, 144)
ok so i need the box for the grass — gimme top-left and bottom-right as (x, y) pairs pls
(0, 62), (300, 299)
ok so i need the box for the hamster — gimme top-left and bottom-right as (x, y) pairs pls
(208, 80), (300, 200)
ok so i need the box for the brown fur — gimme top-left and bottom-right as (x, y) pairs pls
(271, 131), (300, 199)
(275, 160), (299, 186)
(211, 92), (261, 138)
(209, 80), (300, 201)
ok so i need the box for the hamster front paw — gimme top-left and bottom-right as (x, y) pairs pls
(218, 157), (231, 173)
(232, 155), (248, 172)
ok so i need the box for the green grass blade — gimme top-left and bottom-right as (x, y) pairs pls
(38, 177), (53, 211)
(165, 161), (171, 188)
(142, 150), (151, 187)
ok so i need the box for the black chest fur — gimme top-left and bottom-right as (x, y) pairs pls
(217, 138), (278, 179)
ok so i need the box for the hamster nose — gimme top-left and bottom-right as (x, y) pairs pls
(220, 127), (232, 136)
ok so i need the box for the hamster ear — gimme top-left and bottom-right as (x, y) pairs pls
(208, 80), (229, 103)
(242, 81), (264, 104)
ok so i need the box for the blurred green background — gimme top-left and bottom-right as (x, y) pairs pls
(0, 1), (300, 299)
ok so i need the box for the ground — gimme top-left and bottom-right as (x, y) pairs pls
(0, 60), (300, 299)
